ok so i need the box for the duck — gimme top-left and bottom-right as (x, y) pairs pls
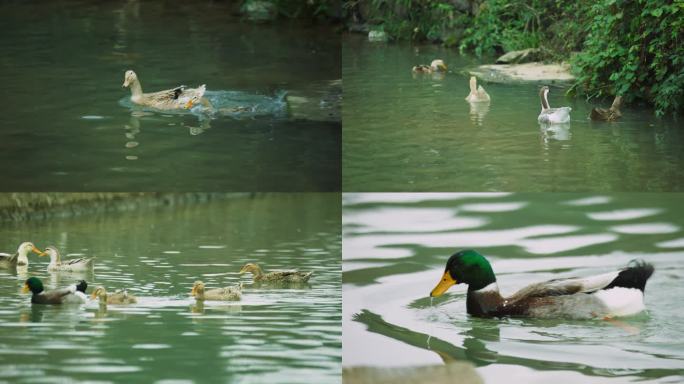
(40, 246), (95, 272)
(412, 59), (448, 74)
(239, 263), (313, 283)
(430, 250), (654, 319)
(91, 286), (137, 305)
(590, 95), (622, 121)
(0, 242), (42, 268)
(122, 70), (208, 110)
(22, 277), (88, 305)
(190, 281), (242, 301)
(464, 76), (490, 103)
(537, 86), (571, 124)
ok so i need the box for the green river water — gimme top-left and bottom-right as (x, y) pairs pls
(342, 36), (684, 192)
(343, 193), (684, 383)
(0, 1), (341, 191)
(0, 194), (341, 383)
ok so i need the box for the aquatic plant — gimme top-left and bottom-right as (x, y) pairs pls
(572, 0), (684, 116)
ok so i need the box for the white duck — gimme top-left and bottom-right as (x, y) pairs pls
(537, 86), (571, 123)
(122, 70), (207, 110)
(0, 242), (42, 268)
(465, 76), (490, 102)
(40, 246), (95, 272)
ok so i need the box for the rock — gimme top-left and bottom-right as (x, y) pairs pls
(240, 0), (276, 22)
(368, 30), (388, 42)
(468, 62), (575, 84)
(343, 362), (484, 384)
(496, 48), (542, 64)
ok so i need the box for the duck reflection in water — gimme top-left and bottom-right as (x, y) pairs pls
(352, 309), (500, 366)
(468, 102), (490, 127)
(540, 122), (571, 142)
(190, 300), (242, 316)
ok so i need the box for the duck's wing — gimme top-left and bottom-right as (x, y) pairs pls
(143, 87), (184, 101)
(0, 252), (18, 265)
(508, 270), (621, 302)
(32, 285), (77, 304)
(64, 257), (93, 266)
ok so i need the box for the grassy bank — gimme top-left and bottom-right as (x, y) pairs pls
(343, 0), (684, 116)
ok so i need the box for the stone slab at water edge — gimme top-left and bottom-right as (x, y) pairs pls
(469, 62), (575, 84)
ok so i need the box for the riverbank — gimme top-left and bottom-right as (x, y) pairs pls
(0, 193), (250, 222)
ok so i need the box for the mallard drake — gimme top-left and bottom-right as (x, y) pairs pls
(190, 281), (242, 301)
(590, 96), (622, 121)
(412, 59), (448, 74)
(537, 86), (571, 124)
(40, 246), (95, 272)
(430, 250), (654, 319)
(0, 242), (42, 268)
(22, 277), (88, 304)
(91, 286), (137, 305)
(122, 70), (208, 110)
(465, 76), (490, 103)
(239, 263), (313, 283)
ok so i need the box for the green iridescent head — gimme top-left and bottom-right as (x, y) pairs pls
(430, 250), (496, 296)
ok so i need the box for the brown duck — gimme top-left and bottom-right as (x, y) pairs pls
(590, 96), (622, 121)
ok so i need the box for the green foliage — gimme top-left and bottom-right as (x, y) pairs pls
(248, 0), (338, 19)
(459, 0), (590, 59)
(573, 0), (684, 116)
(459, 0), (542, 56)
(349, 0), (465, 45)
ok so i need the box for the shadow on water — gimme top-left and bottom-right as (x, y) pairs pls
(353, 309), (680, 380)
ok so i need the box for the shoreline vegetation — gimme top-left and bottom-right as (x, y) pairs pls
(342, 0), (683, 116)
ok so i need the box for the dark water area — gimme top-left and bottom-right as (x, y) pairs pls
(0, 1), (341, 191)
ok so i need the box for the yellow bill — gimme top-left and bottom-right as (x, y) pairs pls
(31, 246), (43, 255)
(430, 271), (457, 297)
(21, 283), (30, 294)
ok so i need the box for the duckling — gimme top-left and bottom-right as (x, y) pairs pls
(22, 277), (88, 305)
(537, 86), (571, 124)
(91, 286), (137, 305)
(40, 246), (94, 272)
(190, 281), (242, 301)
(122, 70), (210, 110)
(464, 76), (490, 102)
(431, 250), (654, 319)
(590, 96), (622, 121)
(412, 59), (448, 74)
(0, 242), (42, 268)
(239, 263), (313, 283)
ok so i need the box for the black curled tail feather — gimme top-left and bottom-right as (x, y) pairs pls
(604, 259), (654, 292)
(76, 280), (88, 293)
